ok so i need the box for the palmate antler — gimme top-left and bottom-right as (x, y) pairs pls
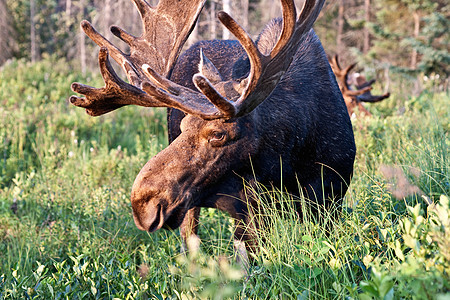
(70, 0), (206, 116)
(329, 55), (390, 116)
(71, 0), (325, 120)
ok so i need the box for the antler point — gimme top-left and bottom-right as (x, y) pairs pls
(71, 82), (83, 93)
(80, 20), (92, 31)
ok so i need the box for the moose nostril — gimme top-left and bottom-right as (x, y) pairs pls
(132, 204), (163, 233)
(148, 204), (163, 233)
(148, 219), (161, 233)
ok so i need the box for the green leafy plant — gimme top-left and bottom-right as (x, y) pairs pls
(0, 57), (448, 299)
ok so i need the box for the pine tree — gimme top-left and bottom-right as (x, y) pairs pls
(367, 0), (449, 77)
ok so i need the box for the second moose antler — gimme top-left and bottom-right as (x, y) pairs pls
(329, 55), (390, 117)
(70, 0), (356, 262)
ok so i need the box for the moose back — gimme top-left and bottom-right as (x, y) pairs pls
(70, 0), (356, 254)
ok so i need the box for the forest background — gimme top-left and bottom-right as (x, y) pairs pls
(0, 0), (449, 90)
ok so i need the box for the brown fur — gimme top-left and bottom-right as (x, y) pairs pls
(70, 0), (356, 256)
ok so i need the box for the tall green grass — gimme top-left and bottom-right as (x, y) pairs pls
(0, 57), (448, 299)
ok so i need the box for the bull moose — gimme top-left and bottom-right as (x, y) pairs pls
(70, 0), (356, 258)
(329, 55), (390, 117)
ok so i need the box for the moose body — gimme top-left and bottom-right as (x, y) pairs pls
(70, 0), (356, 255)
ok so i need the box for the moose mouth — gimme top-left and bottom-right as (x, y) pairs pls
(161, 205), (187, 231)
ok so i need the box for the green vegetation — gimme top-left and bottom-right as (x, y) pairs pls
(0, 57), (448, 299)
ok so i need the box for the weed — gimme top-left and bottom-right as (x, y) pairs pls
(0, 57), (448, 299)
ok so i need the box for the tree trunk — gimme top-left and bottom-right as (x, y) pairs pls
(30, 0), (38, 62)
(210, 1), (217, 40)
(363, 0), (370, 54)
(222, 0), (231, 39)
(410, 11), (420, 69)
(79, 0), (86, 74)
(66, 0), (72, 27)
(337, 0), (344, 54)
(104, 0), (113, 40)
(260, 0), (280, 26)
(0, 0), (15, 65)
(240, 0), (249, 29)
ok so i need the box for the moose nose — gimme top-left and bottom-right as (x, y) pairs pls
(132, 203), (164, 233)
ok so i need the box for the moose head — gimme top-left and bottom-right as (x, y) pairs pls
(70, 0), (356, 257)
(329, 55), (390, 117)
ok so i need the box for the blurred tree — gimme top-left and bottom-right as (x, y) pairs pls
(367, 0), (449, 79)
(0, 0), (16, 65)
(336, 0), (345, 54)
(223, 0), (231, 39)
(209, 0), (218, 39)
(30, 0), (37, 62)
(363, 0), (370, 54)
(315, 0), (369, 66)
(1, 0), (448, 87)
(412, 11), (450, 78)
(6, 0), (30, 59)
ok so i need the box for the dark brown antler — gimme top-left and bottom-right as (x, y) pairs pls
(329, 55), (390, 116)
(70, 0), (206, 116)
(70, 47), (168, 116)
(329, 55), (372, 98)
(71, 0), (325, 120)
(199, 0), (325, 118)
(354, 75), (390, 103)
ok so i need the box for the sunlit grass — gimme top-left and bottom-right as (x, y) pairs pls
(0, 57), (448, 298)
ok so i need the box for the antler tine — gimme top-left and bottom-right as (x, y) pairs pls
(110, 26), (137, 48)
(81, 21), (130, 73)
(193, 74), (237, 117)
(120, 0), (207, 77)
(329, 55), (357, 93)
(71, 47), (167, 116)
(155, 9), (264, 119)
(357, 92), (391, 103)
(234, 0), (325, 116)
(141, 64), (221, 119)
(271, 0), (323, 58)
(343, 63), (357, 79)
(330, 55), (341, 72)
(344, 86), (372, 97)
(355, 78), (376, 89)
(330, 55), (356, 76)
(270, 0), (296, 58)
(216, 11), (262, 108)
(70, 0), (208, 117)
(353, 74), (390, 103)
(329, 55), (391, 115)
(73, 0), (325, 120)
(132, 0), (154, 18)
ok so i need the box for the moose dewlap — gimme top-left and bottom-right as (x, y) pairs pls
(70, 0), (356, 256)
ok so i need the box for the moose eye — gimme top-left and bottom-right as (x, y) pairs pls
(208, 131), (227, 146)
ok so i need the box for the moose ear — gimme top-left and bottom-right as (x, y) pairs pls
(198, 49), (223, 84)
